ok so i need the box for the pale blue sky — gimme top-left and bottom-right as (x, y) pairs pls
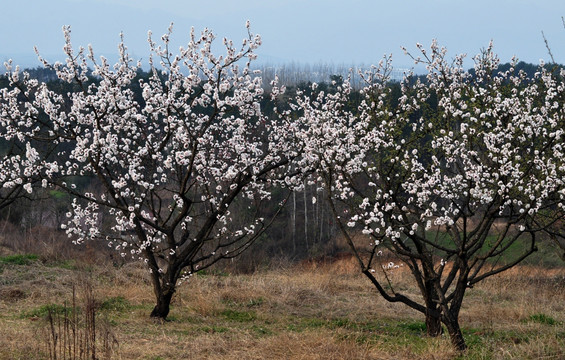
(2, 0), (565, 70)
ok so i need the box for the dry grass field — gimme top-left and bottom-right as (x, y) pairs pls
(0, 244), (564, 360)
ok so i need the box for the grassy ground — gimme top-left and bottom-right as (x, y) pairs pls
(0, 247), (564, 359)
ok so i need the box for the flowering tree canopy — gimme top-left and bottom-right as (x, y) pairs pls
(0, 23), (300, 319)
(0, 71), (51, 210)
(293, 42), (565, 350)
(0, 139), (31, 210)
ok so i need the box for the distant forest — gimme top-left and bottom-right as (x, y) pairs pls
(5, 60), (563, 88)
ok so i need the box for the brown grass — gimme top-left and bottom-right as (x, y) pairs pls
(0, 252), (564, 359)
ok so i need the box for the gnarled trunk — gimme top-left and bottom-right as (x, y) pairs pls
(150, 288), (175, 319)
(147, 259), (177, 320)
(420, 273), (443, 337)
(423, 279), (442, 337)
(425, 311), (443, 337)
(443, 314), (466, 351)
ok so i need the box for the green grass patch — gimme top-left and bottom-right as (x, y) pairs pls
(462, 327), (536, 351)
(45, 259), (77, 270)
(99, 296), (132, 313)
(251, 325), (273, 336)
(299, 317), (327, 329)
(460, 328), (487, 349)
(397, 320), (427, 333)
(526, 313), (559, 325)
(334, 319), (432, 349)
(199, 325), (229, 334)
(329, 318), (357, 329)
(246, 297), (265, 307)
(221, 309), (256, 322)
(286, 318), (325, 332)
(22, 303), (71, 318)
(0, 254), (38, 265)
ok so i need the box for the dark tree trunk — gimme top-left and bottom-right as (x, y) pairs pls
(425, 311), (443, 337)
(150, 290), (175, 319)
(423, 279), (442, 336)
(443, 313), (467, 351)
(145, 248), (178, 320)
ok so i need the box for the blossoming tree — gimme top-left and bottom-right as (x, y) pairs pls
(293, 43), (565, 350)
(0, 23), (300, 319)
(0, 140), (29, 211)
(0, 71), (46, 211)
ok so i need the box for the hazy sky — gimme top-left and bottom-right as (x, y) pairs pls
(2, 0), (565, 70)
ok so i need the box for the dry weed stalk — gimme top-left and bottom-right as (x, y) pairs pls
(40, 283), (119, 360)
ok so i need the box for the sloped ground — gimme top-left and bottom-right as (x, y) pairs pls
(0, 252), (564, 359)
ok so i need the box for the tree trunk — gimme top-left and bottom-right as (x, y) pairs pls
(443, 313), (467, 351)
(145, 248), (177, 320)
(425, 311), (443, 337)
(292, 191), (296, 254)
(318, 190), (324, 244)
(150, 290), (175, 319)
(303, 184), (309, 251)
(423, 279), (442, 337)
